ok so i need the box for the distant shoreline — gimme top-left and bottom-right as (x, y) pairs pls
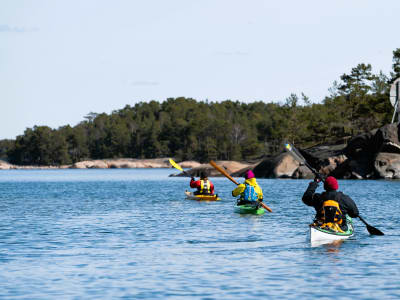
(0, 158), (201, 170)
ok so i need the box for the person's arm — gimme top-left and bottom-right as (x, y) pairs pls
(302, 181), (320, 206)
(340, 193), (359, 218)
(210, 182), (215, 195)
(255, 185), (263, 201)
(190, 178), (200, 188)
(232, 184), (245, 197)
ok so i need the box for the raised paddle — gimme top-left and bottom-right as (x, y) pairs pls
(169, 158), (191, 176)
(284, 142), (384, 236)
(209, 160), (272, 213)
(284, 143), (322, 179)
(209, 160), (240, 185)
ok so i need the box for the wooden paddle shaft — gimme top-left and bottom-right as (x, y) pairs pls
(209, 160), (239, 185)
(259, 201), (273, 213)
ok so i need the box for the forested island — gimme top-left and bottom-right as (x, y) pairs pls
(1, 49), (400, 171)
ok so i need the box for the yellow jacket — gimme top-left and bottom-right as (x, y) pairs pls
(232, 178), (263, 201)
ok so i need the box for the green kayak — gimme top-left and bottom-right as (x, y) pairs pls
(234, 204), (265, 215)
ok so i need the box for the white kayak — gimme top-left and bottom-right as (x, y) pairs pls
(310, 215), (354, 246)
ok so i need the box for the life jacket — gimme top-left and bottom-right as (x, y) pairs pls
(320, 199), (343, 224)
(318, 194), (345, 232)
(199, 179), (211, 195)
(242, 184), (258, 201)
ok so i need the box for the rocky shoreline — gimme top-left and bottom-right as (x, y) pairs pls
(2, 123), (400, 180)
(0, 158), (202, 170)
(0, 158), (254, 178)
(252, 122), (400, 180)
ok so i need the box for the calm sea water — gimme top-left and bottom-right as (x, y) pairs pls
(0, 169), (399, 299)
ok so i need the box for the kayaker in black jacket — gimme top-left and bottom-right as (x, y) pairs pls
(302, 176), (359, 232)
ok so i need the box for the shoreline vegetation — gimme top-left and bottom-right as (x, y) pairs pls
(1, 49), (400, 179)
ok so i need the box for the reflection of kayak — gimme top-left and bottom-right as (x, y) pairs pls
(310, 215), (354, 246)
(234, 204), (265, 215)
(184, 191), (221, 201)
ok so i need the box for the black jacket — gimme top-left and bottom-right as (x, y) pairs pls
(302, 182), (359, 219)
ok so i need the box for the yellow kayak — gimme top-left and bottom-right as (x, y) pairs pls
(184, 191), (221, 201)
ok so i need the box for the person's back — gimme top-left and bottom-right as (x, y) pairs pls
(302, 176), (359, 231)
(190, 171), (215, 195)
(232, 170), (263, 206)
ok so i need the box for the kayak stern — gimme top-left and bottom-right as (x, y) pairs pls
(310, 216), (354, 246)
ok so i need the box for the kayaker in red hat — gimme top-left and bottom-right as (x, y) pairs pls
(232, 169), (263, 207)
(302, 175), (359, 232)
(190, 170), (215, 195)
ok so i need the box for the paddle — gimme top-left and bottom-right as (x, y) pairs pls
(209, 160), (240, 185)
(358, 216), (384, 236)
(284, 142), (384, 236)
(209, 160), (272, 213)
(169, 158), (191, 176)
(284, 143), (322, 179)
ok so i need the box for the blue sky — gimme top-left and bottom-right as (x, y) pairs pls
(1, 0), (399, 139)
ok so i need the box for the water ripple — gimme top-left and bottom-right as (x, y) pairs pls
(0, 170), (398, 299)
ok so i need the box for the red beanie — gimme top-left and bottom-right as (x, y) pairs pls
(324, 176), (338, 190)
(245, 170), (255, 179)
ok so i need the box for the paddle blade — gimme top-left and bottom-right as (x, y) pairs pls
(366, 224), (384, 236)
(359, 216), (384, 236)
(169, 158), (184, 172)
(284, 142), (306, 164)
(284, 142), (320, 178)
(284, 143), (293, 152)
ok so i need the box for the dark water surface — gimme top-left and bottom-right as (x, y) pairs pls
(0, 169), (399, 299)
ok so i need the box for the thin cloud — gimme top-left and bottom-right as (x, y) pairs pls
(0, 24), (39, 33)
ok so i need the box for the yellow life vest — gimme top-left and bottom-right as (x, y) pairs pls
(199, 180), (211, 194)
(320, 200), (343, 225)
(319, 199), (344, 233)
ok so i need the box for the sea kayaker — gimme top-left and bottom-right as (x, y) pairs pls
(302, 175), (359, 232)
(190, 170), (215, 195)
(232, 170), (263, 207)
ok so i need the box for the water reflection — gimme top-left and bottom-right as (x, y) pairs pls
(311, 239), (344, 250)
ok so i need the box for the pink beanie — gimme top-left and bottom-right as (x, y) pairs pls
(324, 176), (338, 190)
(245, 170), (255, 179)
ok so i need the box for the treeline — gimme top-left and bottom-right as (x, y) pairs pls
(1, 49), (400, 166)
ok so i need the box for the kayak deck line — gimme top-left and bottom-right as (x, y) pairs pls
(184, 190), (221, 201)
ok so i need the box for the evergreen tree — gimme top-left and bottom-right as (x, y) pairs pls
(3, 48), (399, 165)
(391, 48), (400, 81)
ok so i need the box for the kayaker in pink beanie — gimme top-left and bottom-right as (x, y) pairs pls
(302, 175), (359, 232)
(245, 170), (255, 179)
(232, 169), (263, 207)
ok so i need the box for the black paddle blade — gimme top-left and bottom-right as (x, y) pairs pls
(366, 224), (384, 236)
(359, 216), (384, 236)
